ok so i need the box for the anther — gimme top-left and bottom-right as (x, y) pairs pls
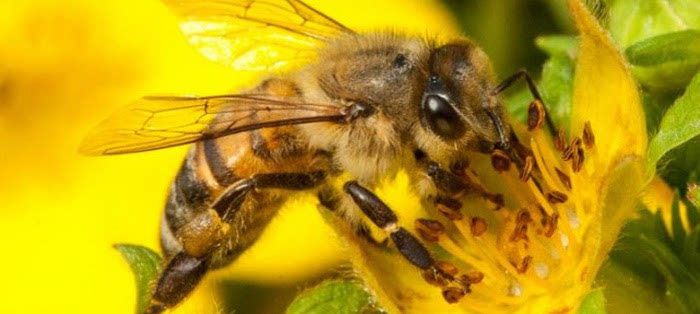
(554, 128), (567, 152)
(583, 121), (595, 148)
(437, 203), (463, 221)
(542, 213), (559, 237)
(509, 223), (529, 242)
(527, 99), (546, 131)
(442, 287), (469, 303)
(516, 209), (533, 224)
(434, 261), (459, 276)
(470, 217), (488, 236)
(555, 168), (572, 190)
(573, 146), (585, 172)
(415, 219), (445, 242)
(517, 256), (533, 274)
(546, 191), (568, 204)
(434, 195), (462, 211)
(465, 271), (484, 284)
(422, 268), (450, 287)
(519, 155), (534, 181)
(491, 149), (511, 172)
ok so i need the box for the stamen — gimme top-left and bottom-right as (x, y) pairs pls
(516, 209), (533, 224)
(562, 138), (581, 161)
(470, 217), (488, 236)
(442, 287), (469, 303)
(527, 99), (546, 131)
(509, 223), (529, 242)
(554, 128), (567, 152)
(541, 212), (559, 237)
(583, 121), (595, 148)
(434, 195), (462, 211)
(517, 255), (533, 273)
(465, 271), (484, 284)
(519, 155), (534, 181)
(437, 203), (463, 221)
(554, 168), (572, 190)
(422, 268), (450, 287)
(573, 146), (585, 172)
(491, 149), (511, 172)
(415, 219), (444, 242)
(545, 191), (568, 204)
(434, 261), (459, 276)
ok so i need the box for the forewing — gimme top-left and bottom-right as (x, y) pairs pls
(79, 95), (344, 155)
(163, 0), (354, 72)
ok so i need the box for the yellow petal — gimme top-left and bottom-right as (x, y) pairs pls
(642, 177), (690, 232)
(568, 0), (647, 171)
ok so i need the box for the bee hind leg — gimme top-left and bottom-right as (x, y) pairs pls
(148, 171), (327, 313)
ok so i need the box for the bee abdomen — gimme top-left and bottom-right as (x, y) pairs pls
(161, 146), (221, 257)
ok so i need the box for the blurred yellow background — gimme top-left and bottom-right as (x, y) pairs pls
(0, 0), (457, 313)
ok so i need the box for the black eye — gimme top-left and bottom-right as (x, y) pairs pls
(420, 94), (466, 140)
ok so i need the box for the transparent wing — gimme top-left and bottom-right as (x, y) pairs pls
(79, 94), (345, 155)
(163, 0), (354, 72)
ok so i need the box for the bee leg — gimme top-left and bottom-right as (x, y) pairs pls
(148, 171), (326, 313)
(318, 187), (389, 248)
(213, 171), (327, 222)
(425, 161), (504, 209)
(343, 181), (434, 270)
(146, 252), (209, 314)
(492, 69), (556, 132)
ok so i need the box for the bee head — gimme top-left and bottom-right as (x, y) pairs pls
(420, 41), (510, 152)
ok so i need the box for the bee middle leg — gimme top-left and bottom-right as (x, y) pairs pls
(147, 171), (326, 314)
(342, 181), (459, 283)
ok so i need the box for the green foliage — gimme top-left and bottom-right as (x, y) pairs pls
(114, 244), (162, 314)
(604, 197), (700, 314)
(626, 30), (700, 91)
(647, 73), (700, 178)
(579, 289), (608, 314)
(286, 280), (377, 314)
(506, 35), (578, 128)
(606, 0), (700, 48)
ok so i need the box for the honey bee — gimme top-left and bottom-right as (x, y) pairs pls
(80, 0), (548, 312)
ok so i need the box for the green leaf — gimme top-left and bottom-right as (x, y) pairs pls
(114, 244), (162, 314)
(607, 0), (700, 48)
(540, 55), (574, 129)
(646, 73), (700, 177)
(579, 288), (607, 314)
(625, 30), (700, 91)
(286, 280), (376, 314)
(626, 30), (700, 66)
(535, 35), (579, 58)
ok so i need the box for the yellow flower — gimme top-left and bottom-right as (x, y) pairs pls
(327, 1), (650, 313)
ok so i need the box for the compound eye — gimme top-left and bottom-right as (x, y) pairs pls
(421, 94), (466, 140)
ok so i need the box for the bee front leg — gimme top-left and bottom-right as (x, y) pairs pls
(425, 161), (504, 209)
(148, 171), (326, 314)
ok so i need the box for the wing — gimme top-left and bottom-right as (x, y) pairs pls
(79, 95), (346, 155)
(163, 0), (354, 72)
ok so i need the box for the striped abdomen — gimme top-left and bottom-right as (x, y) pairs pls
(159, 78), (327, 267)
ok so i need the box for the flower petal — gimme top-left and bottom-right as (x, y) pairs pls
(568, 0), (648, 170)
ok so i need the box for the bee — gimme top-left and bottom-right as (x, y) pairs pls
(80, 0), (548, 312)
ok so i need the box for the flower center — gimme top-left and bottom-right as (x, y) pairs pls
(415, 100), (598, 312)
